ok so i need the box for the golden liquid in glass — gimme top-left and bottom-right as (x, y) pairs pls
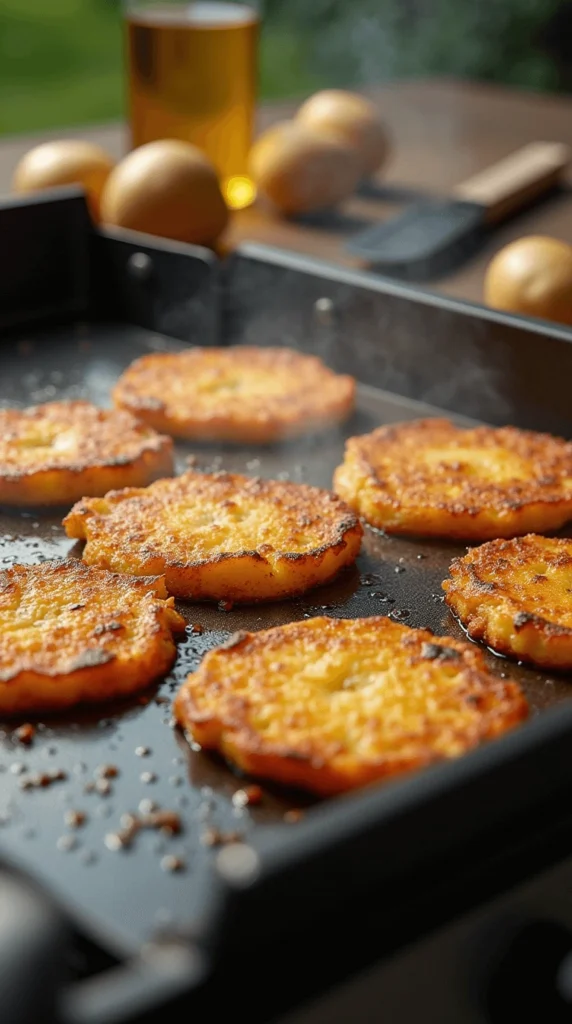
(126, 2), (258, 209)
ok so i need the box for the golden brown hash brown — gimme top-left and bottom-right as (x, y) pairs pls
(112, 346), (356, 444)
(444, 534), (572, 670)
(0, 401), (173, 506)
(0, 560), (185, 714)
(333, 418), (572, 540)
(174, 615), (528, 796)
(64, 470), (362, 603)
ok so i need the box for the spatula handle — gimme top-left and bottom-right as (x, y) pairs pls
(453, 142), (570, 224)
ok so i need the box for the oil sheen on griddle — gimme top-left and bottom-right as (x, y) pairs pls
(126, 2), (258, 209)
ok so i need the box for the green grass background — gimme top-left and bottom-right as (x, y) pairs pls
(0, 0), (324, 136)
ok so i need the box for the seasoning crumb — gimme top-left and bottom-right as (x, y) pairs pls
(283, 809), (304, 823)
(190, 623), (204, 634)
(64, 809), (86, 829)
(10, 762), (26, 775)
(83, 781), (96, 794)
(160, 854), (185, 873)
(57, 834), (78, 852)
(21, 769), (66, 790)
(14, 723), (35, 746)
(135, 746), (151, 757)
(217, 600), (234, 612)
(201, 827), (243, 848)
(140, 771), (157, 784)
(104, 832), (125, 852)
(138, 798), (157, 814)
(95, 778), (112, 796)
(155, 696), (170, 706)
(232, 784), (263, 808)
(94, 764), (118, 779)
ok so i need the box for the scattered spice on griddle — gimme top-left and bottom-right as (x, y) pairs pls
(218, 600), (234, 612)
(139, 798), (157, 814)
(94, 763), (118, 779)
(232, 784), (263, 808)
(135, 745), (151, 757)
(200, 827), (243, 848)
(140, 771), (157, 784)
(168, 775), (182, 787)
(83, 781), (95, 794)
(155, 695), (170, 706)
(283, 809), (304, 823)
(10, 762), (25, 775)
(95, 779), (112, 796)
(416, 553), (426, 560)
(190, 623), (204, 634)
(20, 768), (67, 790)
(105, 808), (182, 851)
(57, 834), (77, 852)
(14, 723), (35, 746)
(161, 855), (185, 873)
(394, 565), (405, 574)
(65, 809), (86, 829)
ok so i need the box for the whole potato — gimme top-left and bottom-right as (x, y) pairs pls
(249, 120), (361, 216)
(12, 140), (114, 220)
(484, 236), (572, 325)
(100, 139), (228, 246)
(296, 90), (389, 177)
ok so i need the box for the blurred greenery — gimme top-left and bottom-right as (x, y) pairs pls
(0, 0), (570, 136)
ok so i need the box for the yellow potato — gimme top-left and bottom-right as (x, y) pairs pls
(296, 90), (389, 177)
(100, 139), (228, 246)
(12, 140), (114, 221)
(249, 120), (361, 216)
(484, 235), (572, 325)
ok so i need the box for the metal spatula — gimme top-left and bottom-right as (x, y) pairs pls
(346, 142), (570, 276)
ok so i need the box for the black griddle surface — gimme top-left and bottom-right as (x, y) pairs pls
(0, 323), (571, 956)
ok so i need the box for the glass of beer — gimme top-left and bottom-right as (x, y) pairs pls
(124, 2), (259, 209)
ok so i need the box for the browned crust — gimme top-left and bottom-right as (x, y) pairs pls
(174, 615), (528, 796)
(333, 418), (572, 540)
(444, 534), (572, 669)
(0, 401), (173, 506)
(63, 470), (363, 602)
(112, 346), (356, 444)
(0, 559), (185, 714)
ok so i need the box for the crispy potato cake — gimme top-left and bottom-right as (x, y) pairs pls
(333, 418), (572, 540)
(63, 470), (362, 603)
(112, 346), (355, 444)
(0, 560), (185, 714)
(444, 534), (572, 670)
(174, 616), (528, 796)
(0, 401), (173, 506)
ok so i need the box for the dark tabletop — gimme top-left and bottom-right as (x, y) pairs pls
(3, 78), (572, 305)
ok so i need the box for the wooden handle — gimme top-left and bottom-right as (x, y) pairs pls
(453, 142), (570, 224)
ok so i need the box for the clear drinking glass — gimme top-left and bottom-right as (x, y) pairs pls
(124, 2), (259, 209)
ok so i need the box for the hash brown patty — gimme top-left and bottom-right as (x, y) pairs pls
(63, 470), (363, 603)
(0, 401), (173, 506)
(174, 615), (528, 795)
(112, 346), (356, 444)
(333, 418), (572, 540)
(444, 534), (572, 670)
(0, 560), (185, 714)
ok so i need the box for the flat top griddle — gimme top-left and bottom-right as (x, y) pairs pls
(0, 322), (571, 958)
